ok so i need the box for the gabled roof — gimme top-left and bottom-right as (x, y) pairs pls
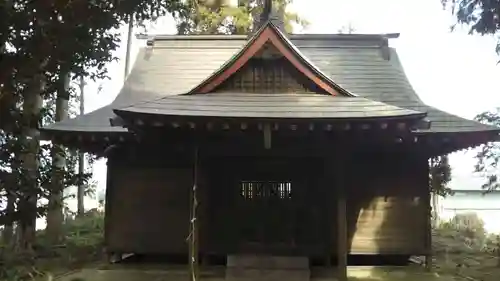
(42, 32), (499, 136)
(187, 21), (353, 96)
(113, 21), (424, 121)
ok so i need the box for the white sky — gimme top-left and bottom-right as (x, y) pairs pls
(74, 0), (500, 210)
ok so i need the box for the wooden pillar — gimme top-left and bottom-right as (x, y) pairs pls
(336, 158), (348, 281)
(425, 203), (433, 271)
(103, 145), (118, 263)
(189, 147), (200, 281)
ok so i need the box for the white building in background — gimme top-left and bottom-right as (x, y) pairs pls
(436, 190), (500, 234)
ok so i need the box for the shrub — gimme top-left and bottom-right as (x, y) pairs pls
(1, 209), (105, 280)
(450, 212), (486, 241)
(54, 209), (105, 265)
(434, 212), (490, 252)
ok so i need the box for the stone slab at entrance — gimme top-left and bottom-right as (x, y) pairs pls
(226, 255), (310, 281)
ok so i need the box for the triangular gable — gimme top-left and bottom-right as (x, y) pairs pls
(187, 21), (354, 96)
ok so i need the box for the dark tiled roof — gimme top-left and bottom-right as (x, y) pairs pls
(114, 92), (424, 119)
(43, 33), (498, 134)
(43, 106), (125, 132)
(298, 46), (497, 133)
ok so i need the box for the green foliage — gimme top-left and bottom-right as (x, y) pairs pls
(1, 0), (188, 88)
(0, 250), (44, 281)
(435, 214), (485, 255)
(0, 0), (190, 248)
(434, 213), (499, 257)
(433, 214), (500, 280)
(429, 155), (453, 196)
(1, 210), (104, 280)
(442, 1), (500, 52)
(443, 5), (500, 212)
(39, 209), (105, 264)
(474, 109), (500, 191)
(447, 213), (486, 241)
(63, 210), (104, 247)
(177, 0), (308, 35)
(0, 88), (90, 227)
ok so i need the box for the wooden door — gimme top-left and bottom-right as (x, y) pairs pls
(207, 155), (325, 255)
(238, 179), (295, 251)
(228, 156), (307, 254)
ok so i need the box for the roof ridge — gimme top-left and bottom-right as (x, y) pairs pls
(182, 21), (356, 97)
(137, 33), (401, 41)
(270, 22), (356, 97)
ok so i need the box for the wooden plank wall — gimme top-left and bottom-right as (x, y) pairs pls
(104, 146), (429, 257)
(106, 166), (193, 254)
(343, 152), (429, 255)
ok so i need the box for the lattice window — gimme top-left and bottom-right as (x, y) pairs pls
(240, 181), (292, 200)
(215, 57), (324, 94)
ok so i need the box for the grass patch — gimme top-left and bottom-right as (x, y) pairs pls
(433, 213), (500, 281)
(0, 209), (104, 280)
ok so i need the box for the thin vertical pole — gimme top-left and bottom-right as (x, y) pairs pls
(124, 14), (134, 81)
(425, 157), (433, 271)
(189, 147), (200, 281)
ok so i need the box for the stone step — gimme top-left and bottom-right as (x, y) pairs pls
(226, 255), (310, 281)
(227, 255), (309, 269)
(226, 268), (310, 281)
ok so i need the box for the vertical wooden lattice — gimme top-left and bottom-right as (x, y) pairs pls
(215, 57), (325, 94)
(240, 181), (292, 200)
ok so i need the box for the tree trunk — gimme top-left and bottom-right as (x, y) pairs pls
(46, 74), (70, 244)
(77, 76), (85, 216)
(77, 153), (85, 216)
(0, 44), (15, 247)
(1, 188), (15, 247)
(431, 192), (439, 228)
(18, 75), (44, 251)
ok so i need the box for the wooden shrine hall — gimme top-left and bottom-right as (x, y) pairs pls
(42, 1), (500, 281)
